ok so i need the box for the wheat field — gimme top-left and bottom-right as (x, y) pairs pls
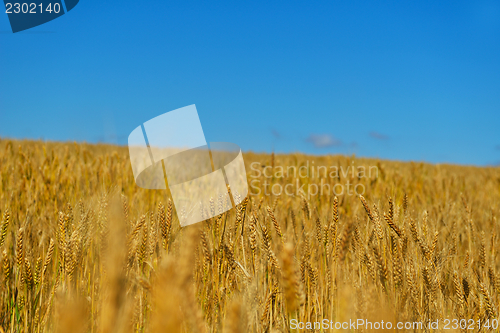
(0, 139), (499, 332)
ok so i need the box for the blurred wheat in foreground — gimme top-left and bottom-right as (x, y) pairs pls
(0, 139), (499, 332)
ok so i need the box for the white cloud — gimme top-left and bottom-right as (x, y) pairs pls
(305, 134), (342, 148)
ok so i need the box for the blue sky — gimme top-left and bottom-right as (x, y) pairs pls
(1, 0), (499, 165)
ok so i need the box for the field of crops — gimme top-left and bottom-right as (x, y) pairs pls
(0, 139), (499, 332)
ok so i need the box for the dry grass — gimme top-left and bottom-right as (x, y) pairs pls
(0, 138), (499, 332)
